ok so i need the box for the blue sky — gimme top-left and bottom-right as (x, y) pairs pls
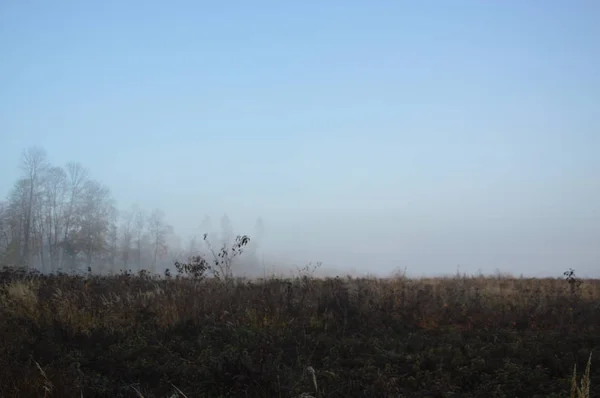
(1, 1), (599, 277)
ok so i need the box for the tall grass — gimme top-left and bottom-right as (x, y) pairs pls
(571, 352), (592, 398)
(0, 266), (597, 397)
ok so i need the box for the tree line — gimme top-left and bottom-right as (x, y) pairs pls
(0, 146), (264, 275)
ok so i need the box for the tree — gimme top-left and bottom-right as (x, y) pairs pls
(220, 213), (234, 247)
(119, 205), (136, 268)
(200, 215), (218, 247)
(42, 166), (67, 271)
(0, 146), (183, 275)
(6, 178), (31, 266)
(0, 200), (21, 266)
(106, 222), (119, 273)
(147, 208), (172, 273)
(19, 146), (48, 266)
(132, 206), (146, 270)
(0, 201), (10, 255)
(245, 216), (265, 274)
(32, 180), (46, 270)
(188, 235), (198, 257)
(254, 217), (264, 243)
(76, 180), (115, 268)
(61, 162), (89, 269)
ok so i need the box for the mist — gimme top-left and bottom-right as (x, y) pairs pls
(1, 2), (598, 279)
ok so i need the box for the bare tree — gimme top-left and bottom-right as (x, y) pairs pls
(20, 146), (48, 267)
(0, 147), (203, 276)
(119, 205), (137, 269)
(42, 166), (67, 271)
(106, 222), (119, 273)
(0, 202), (10, 255)
(220, 213), (234, 247)
(147, 208), (172, 273)
(4, 179), (30, 265)
(188, 235), (198, 257)
(254, 217), (264, 242)
(61, 162), (88, 268)
(76, 180), (115, 268)
(32, 184), (46, 270)
(0, 148), (134, 274)
(132, 206), (146, 270)
(200, 215), (218, 245)
(166, 232), (183, 265)
(245, 216), (265, 274)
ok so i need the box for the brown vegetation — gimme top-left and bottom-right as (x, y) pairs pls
(0, 266), (597, 397)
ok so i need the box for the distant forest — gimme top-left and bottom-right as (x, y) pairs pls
(0, 146), (265, 275)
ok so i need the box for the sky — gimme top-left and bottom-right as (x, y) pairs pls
(1, 1), (599, 277)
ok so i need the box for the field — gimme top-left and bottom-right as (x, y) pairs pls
(0, 266), (597, 397)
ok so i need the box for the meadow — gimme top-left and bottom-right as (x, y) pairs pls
(0, 265), (596, 397)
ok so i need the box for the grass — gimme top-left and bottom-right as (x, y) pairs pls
(571, 352), (592, 398)
(0, 266), (597, 397)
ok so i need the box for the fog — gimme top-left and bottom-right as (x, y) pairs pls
(1, 2), (598, 278)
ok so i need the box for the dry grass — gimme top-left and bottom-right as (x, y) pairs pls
(0, 266), (597, 397)
(571, 352), (593, 398)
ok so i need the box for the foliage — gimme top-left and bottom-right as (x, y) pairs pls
(206, 233), (250, 280)
(0, 266), (597, 397)
(182, 233), (251, 283)
(565, 268), (584, 295)
(174, 255), (209, 281)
